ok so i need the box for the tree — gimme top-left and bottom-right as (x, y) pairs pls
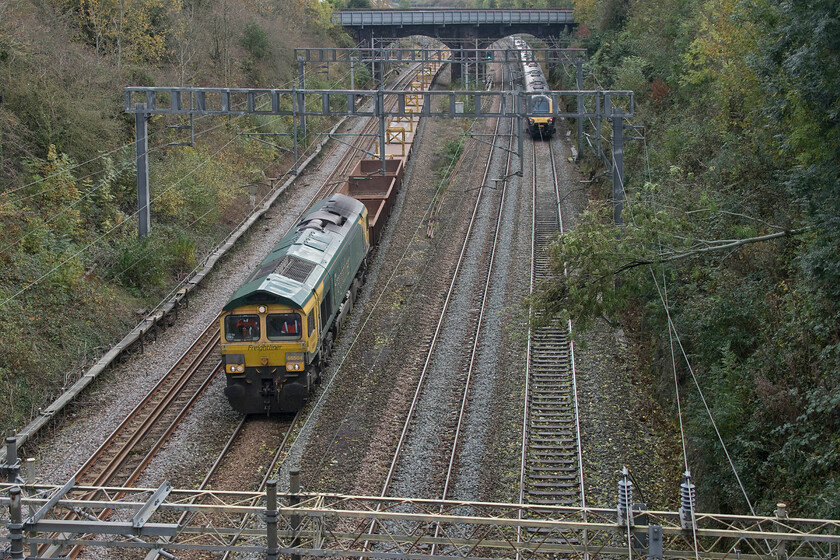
(74, 0), (176, 65)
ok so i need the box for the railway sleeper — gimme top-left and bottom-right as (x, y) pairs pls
(531, 421), (575, 428)
(529, 445), (577, 452)
(528, 494), (581, 503)
(532, 427), (575, 434)
(530, 400), (573, 407)
(530, 410), (574, 416)
(529, 466), (579, 474)
(531, 365), (569, 372)
(528, 459), (577, 468)
(528, 457), (578, 465)
(528, 473), (579, 481)
(528, 415), (575, 428)
(530, 483), (580, 491)
(530, 430), (576, 438)
(531, 435), (576, 443)
(531, 358), (570, 365)
(528, 456), (577, 464)
(528, 487), (581, 495)
(531, 420), (575, 427)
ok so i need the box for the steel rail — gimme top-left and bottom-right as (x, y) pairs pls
(515, 138), (585, 558)
(363, 55), (515, 555)
(39, 325), (222, 557)
(522, 141), (582, 505)
(215, 410), (302, 560)
(144, 410), (301, 560)
(309, 61), (422, 205)
(376, 97), (495, 501)
(548, 138), (587, 517)
(37, 56), (433, 560)
(180, 60), (429, 560)
(78, 336), (220, 488)
(429, 88), (516, 555)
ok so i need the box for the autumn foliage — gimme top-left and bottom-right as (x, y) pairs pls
(538, 0), (840, 518)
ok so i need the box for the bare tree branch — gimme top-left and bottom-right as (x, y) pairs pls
(613, 228), (810, 274)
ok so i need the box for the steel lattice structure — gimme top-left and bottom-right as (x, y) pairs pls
(293, 47), (587, 65)
(2, 483), (839, 559)
(123, 87), (633, 119)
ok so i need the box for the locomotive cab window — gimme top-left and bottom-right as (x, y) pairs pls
(267, 313), (302, 340)
(533, 97), (551, 113)
(225, 314), (260, 342)
(307, 310), (316, 336)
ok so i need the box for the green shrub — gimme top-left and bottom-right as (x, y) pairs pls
(242, 21), (270, 60)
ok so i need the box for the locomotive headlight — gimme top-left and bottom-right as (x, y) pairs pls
(286, 352), (305, 373)
(225, 354), (245, 375)
(548, 118), (554, 124)
(528, 118), (535, 125)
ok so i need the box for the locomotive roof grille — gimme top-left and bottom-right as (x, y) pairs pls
(298, 209), (346, 232)
(274, 256), (317, 283)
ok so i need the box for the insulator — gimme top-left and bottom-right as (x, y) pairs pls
(617, 467), (634, 526)
(679, 470), (696, 531)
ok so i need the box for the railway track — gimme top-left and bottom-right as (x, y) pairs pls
(142, 413), (300, 560)
(519, 140), (585, 507)
(426, 89), (518, 554)
(378, 94), (507, 500)
(74, 326), (221, 489)
(36, 59), (432, 560)
(352, 67), (518, 556)
(136, 60), (434, 560)
(40, 325), (221, 557)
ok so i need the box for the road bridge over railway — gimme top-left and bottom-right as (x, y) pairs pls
(334, 9), (577, 80)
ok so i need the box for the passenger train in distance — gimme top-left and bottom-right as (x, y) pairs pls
(513, 36), (556, 140)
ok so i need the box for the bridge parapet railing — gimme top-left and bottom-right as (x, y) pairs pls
(1, 484), (838, 559)
(333, 9), (575, 27)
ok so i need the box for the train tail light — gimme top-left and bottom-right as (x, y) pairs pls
(528, 118), (535, 125)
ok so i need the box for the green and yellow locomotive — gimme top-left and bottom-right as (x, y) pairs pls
(220, 194), (369, 414)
